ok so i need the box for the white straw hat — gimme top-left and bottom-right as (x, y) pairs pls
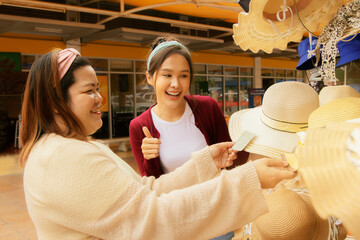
(297, 122), (360, 239)
(229, 81), (319, 160)
(318, 85), (360, 106)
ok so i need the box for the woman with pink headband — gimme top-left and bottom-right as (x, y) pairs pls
(20, 48), (295, 239)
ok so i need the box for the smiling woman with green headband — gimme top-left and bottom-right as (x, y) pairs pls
(129, 36), (249, 177)
(20, 48), (295, 239)
(129, 37), (257, 239)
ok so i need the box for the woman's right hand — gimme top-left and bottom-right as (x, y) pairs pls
(141, 126), (161, 160)
(253, 158), (296, 189)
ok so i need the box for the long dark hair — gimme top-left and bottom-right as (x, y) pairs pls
(19, 50), (91, 166)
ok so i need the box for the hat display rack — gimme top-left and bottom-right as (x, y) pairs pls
(314, 0), (360, 85)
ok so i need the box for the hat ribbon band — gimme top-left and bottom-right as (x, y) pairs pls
(260, 111), (308, 133)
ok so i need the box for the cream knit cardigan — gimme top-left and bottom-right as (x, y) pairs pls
(23, 134), (267, 239)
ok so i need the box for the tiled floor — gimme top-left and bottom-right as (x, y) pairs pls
(0, 145), (139, 240)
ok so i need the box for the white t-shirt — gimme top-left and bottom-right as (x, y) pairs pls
(151, 102), (208, 173)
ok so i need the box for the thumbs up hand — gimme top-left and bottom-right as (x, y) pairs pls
(141, 126), (161, 160)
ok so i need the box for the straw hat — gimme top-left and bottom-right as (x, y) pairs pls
(297, 122), (360, 239)
(228, 108), (251, 142)
(318, 85), (360, 106)
(238, 188), (347, 240)
(229, 81), (319, 160)
(233, 0), (345, 53)
(308, 97), (360, 128)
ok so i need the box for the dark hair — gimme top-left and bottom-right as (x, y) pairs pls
(147, 36), (194, 95)
(19, 50), (91, 166)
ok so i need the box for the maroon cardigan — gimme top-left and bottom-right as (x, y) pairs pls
(129, 95), (248, 178)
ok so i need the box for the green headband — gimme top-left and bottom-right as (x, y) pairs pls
(147, 41), (190, 70)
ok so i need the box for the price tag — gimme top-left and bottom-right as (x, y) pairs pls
(232, 130), (256, 151)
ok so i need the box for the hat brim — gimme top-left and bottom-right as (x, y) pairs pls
(233, 0), (344, 53)
(336, 34), (360, 67)
(296, 55), (321, 70)
(235, 107), (299, 160)
(298, 123), (360, 239)
(229, 108), (252, 142)
(336, 48), (360, 67)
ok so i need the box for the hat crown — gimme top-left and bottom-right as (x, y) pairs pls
(262, 82), (319, 124)
(319, 85), (360, 106)
(252, 189), (329, 239)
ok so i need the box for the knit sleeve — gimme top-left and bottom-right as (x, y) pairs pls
(33, 141), (267, 239)
(140, 146), (221, 193)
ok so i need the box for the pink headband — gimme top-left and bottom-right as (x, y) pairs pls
(58, 48), (80, 80)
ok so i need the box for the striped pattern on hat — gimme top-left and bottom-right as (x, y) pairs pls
(297, 122), (360, 239)
(309, 97), (360, 128)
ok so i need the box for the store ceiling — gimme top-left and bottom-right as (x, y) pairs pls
(0, 0), (300, 59)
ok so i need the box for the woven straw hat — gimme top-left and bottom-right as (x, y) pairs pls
(233, 0), (345, 53)
(229, 81), (319, 160)
(240, 188), (347, 240)
(318, 85), (360, 106)
(297, 122), (360, 239)
(228, 108), (251, 142)
(308, 97), (360, 128)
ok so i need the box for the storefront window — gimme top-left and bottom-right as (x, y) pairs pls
(194, 76), (208, 96)
(262, 68), (274, 77)
(276, 69), (286, 77)
(21, 55), (36, 70)
(208, 76), (223, 109)
(225, 77), (238, 116)
(208, 65), (222, 75)
(194, 64), (206, 74)
(88, 58), (107, 72)
(224, 66), (238, 76)
(287, 70), (296, 81)
(135, 74), (154, 116)
(240, 77), (252, 108)
(240, 67), (253, 76)
(135, 60), (146, 73)
(110, 59), (133, 72)
(110, 73), (134, 137)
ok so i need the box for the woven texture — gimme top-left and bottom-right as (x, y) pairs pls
(251, 188), (331, 240)
(319, 85), (360, 106)
(309, 97), (360, 128)
(233, 0), (343, 53)
(297, 122), (360, 239)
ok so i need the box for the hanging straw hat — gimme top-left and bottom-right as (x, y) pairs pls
(297, 122), (360, 239)
(229, 81), (319, 160)
(308, 97), (360, 128)
(233, 0), (347, 53)
(235, 188), (347, 240)
(318, 85), (360, 106)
